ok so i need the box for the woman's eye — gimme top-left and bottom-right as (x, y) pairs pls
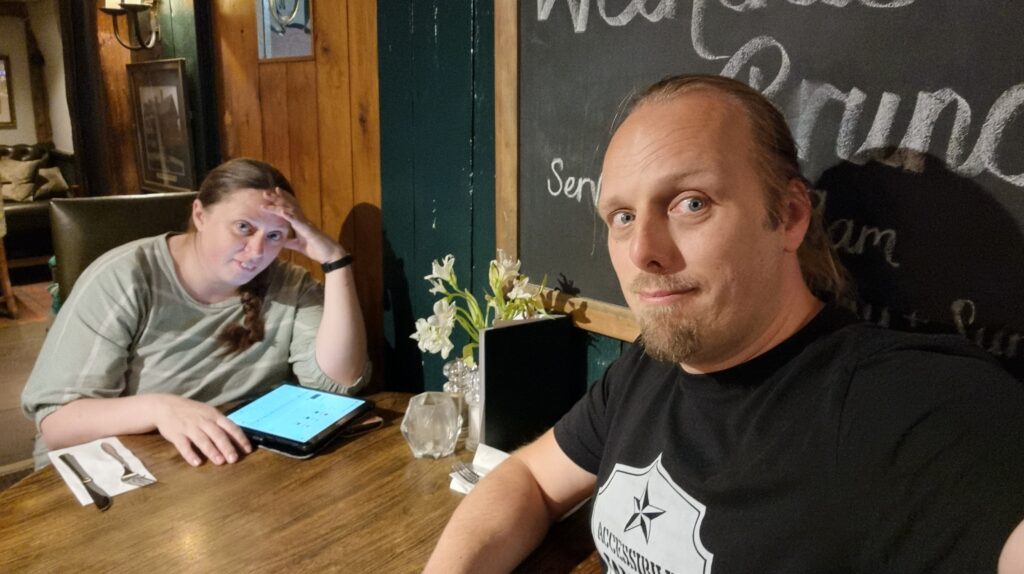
(679, 197), (707, 213)
(610, 211), (635, 227)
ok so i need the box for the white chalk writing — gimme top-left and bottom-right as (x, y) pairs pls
(844, 299), (1022, 360)
(536, 0), (677, 34)
(793, 80), (1024, 187)
(537, 0), (914, 34)
(828, 219), (900, 268)
(538, 0), (1024, 188)
(547, 157), (603, 205)
(952, 299), (1023, 359)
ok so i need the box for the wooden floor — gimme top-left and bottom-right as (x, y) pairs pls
(0, 282), (51, 488)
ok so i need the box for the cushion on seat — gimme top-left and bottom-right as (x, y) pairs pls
(1, 181), (36, 202)
(0, 157), (45, 201)
(34, 167), (70, 201)
(0, 145), (76, 267)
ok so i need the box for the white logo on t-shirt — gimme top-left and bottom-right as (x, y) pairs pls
(592, 454), (714, 573)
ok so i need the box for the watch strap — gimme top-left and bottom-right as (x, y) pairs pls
(321, 254), (354, 273)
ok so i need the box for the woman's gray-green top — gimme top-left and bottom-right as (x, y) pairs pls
(21, 233), (368, 467)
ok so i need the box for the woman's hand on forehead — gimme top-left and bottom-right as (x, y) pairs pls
(260, 187), (346, 263)
(261, 187), (300, 220)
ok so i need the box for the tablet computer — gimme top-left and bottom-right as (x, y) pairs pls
(227, 384), (375, 459)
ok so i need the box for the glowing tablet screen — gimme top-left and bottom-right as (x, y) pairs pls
(228, 385), (365, 443)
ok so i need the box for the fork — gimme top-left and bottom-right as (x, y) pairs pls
(452, 461), (482, 485)
(101, 442), (156, 487)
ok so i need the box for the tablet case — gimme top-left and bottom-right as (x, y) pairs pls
(479, 315), (588, 452)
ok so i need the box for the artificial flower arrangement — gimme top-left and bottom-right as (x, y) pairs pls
(410, 249), (548, 363)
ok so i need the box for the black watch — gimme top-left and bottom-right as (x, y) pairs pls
(321, 254), (354, 273)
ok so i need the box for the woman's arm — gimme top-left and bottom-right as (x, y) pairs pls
(315, 260), (368, 387)
(262, 188), (367, 388)
(40, 395), (252, 466)
(23, 242), (252, 466)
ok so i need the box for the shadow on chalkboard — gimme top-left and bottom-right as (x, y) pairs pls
(814, 150), (1024, 380)
(556, 273), (582, 297)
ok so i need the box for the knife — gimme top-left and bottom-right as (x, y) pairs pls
(59, 453), (112, 511)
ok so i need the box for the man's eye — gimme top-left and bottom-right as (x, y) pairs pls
(680, 197), (706, 213)
(235, 222), (252, 233)
(610, 212), (635, 227)
(267, 231), (284, 241)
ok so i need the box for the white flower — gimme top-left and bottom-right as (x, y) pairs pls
(490, 249), (520, 289)
(425, 254), (456, 283)
(410, 319), (454, 359)
(428, 278), (446, 295)
(415, 251), (546, 361)
(507, 276), (539, 300)
(409, 302), (457, 359)
(432, 299), (457, 325)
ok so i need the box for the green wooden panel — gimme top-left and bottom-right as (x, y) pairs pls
(380, 0), (483, 391)
(380, 0), (424, 392)
(586, 334), (627, 387)
(379, 0), (621, 393)
(470, 0), (496, 314)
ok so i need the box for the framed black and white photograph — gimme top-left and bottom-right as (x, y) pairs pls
(127, 58), (195, 193)
(0, 55), (15, 129)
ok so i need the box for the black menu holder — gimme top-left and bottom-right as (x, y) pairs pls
(479, 314), (588, 452)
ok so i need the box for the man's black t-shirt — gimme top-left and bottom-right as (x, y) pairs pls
(554, 307), (1024, 573)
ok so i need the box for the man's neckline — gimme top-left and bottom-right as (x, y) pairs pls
(671, 305), (858, 390)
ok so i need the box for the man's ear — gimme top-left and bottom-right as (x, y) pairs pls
(781, 178), (812, 253)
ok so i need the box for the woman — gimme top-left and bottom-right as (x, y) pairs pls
(21, 158), (368, 468)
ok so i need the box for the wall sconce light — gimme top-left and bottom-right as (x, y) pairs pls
(99, 0), (160, 51)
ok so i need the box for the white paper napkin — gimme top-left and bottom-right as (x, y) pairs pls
(48, 437), (157, 506)
(449, 443), (510, 494)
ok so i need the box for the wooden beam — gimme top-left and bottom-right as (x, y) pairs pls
(494, 0), (518, 260)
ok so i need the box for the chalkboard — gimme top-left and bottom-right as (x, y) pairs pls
(491, 0), (1019, 374)
(495, 0), (1024, 377)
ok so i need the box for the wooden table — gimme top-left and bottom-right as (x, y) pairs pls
(0, 393), (599, 573)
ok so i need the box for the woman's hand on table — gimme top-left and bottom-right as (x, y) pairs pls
(151, 395), (252, 467)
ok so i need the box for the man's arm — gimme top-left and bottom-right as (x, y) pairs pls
(424, 429), (596, 573)
(1000, 519), (1024, 574)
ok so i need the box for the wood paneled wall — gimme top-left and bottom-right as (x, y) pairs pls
(212, 0), (384, 392)
(95, 14), (139, 196)
(93, 0), (218, 195)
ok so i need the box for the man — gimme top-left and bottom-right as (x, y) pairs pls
(425, 75), (1024, 573)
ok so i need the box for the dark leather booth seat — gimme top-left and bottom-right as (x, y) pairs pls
(3, 200), (51, 266)
(50, 192), (197, 302)
(1, 144), (78, 269)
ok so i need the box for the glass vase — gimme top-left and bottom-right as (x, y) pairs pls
(441, 357), (481, 452)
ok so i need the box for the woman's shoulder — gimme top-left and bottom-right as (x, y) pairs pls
(69, 235), (170, 301)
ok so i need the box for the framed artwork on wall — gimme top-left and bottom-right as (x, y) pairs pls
(126, 58), (195, 193)
(0, 55), (16, 129)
